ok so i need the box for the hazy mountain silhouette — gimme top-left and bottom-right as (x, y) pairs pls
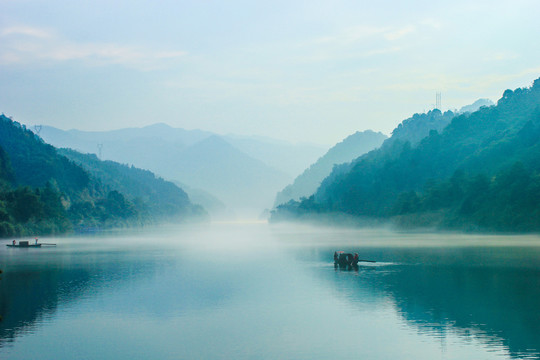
(172, 181), (233, 220)
(172, 135), (290, 212)
(38, 124), (211, 178)
(223, 134), (326, 179)
(458, 98), (494, 114)
(38, 124), (306, 216)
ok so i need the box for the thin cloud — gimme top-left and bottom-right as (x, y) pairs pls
(420, 18), (443, 30)
(314, 25), (389, 45)
(314, 24), (418, 46)
(384, 25), (416, 41)
(483, 52), (520, 62)
(363, 46), (403, 57)
(0, 25), (53, 38)
(0, 25), (187, 70)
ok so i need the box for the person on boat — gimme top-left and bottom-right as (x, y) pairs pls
(35, 238), (38, 245)
(12, 240), (15, 246)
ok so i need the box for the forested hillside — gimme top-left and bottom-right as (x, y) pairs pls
(0, 116), (90, 197)
(272, 79), (540, 232)
(58, 148), (205, 222)
(274, 130), (387, 206)
(0, 114), (205, 237)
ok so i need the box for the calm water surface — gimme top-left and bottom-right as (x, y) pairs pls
(1, 223), (539, 359)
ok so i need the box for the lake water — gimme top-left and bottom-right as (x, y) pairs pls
(1, 222), (540, 360)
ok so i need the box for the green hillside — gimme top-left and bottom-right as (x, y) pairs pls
(58, 148), (206, 223)
(272, 79), (540, 232)
(0, 114), (205, 237)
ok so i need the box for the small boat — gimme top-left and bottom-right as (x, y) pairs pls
(334, 251), (376, 268)
(334, 251), (359, 267)
(6, 240), (41, 248)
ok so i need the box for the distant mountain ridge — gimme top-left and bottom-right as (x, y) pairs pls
(223, 134), (326, 178)
(38, 123), (326, 216)
(458, 98), (494, 114)
(274, 130), (387, 206)
(168, 135), (291, 211)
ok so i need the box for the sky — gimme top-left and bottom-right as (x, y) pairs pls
(2, 0), (540, 145)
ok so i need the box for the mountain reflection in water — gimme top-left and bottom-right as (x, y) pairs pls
(0, 225), (539, 359)
(0, 245), (165, 347)
(310, 244), (540, 359)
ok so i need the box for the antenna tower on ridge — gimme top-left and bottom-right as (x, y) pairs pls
(97, 143), (103, 159)
(435, 92), (442, 110)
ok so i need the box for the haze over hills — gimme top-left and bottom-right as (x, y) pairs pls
(172, 181), (231, 220)
(165, 135), (291, 212)
(274, 130), (387, 206)
(38, 123), (326, 217)
(223, 134), (327, 178)
(272, 80), (540, 232)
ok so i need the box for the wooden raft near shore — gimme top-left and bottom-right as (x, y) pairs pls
(6, 240), (56, 248)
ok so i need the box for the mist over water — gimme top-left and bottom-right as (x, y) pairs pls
(1, 223), (539, 359)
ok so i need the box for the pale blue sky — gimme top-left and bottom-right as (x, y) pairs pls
(1, 0), (540, 144)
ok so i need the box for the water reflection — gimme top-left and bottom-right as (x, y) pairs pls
(389, 262), (540, 359)
(1, 225), (540, 360)
(0, 245), (165, 347)
(307, 244), (540, 359)
(0, 224), (282, 356)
